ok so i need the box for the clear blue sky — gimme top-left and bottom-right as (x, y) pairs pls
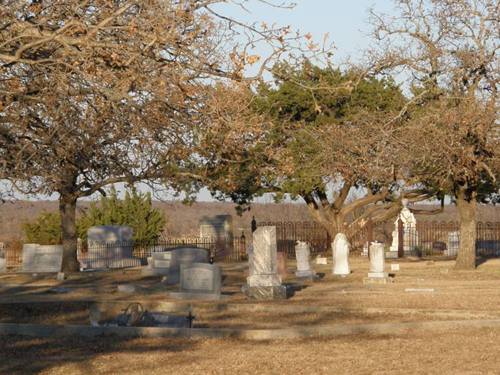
(217, 0), (396, 63)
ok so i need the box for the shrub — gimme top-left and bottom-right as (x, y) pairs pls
(22, 211), (62, 245)
(23, 188), (166, 244)
(78, 187), (166, 243)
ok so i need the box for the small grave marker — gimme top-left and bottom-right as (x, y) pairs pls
(170, 263), (223, 300)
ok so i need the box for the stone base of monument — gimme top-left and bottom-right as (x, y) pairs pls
(242, 285), (288, 300)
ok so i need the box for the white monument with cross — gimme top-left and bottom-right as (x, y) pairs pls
(388, 199), (418, 257)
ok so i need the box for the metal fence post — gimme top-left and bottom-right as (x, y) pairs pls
(398, 218), (404, 258)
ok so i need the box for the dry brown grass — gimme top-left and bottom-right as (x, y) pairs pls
(0, 258), (500, 374)
(1, 328), (499, 374)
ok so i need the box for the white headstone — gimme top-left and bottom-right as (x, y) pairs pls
(247, 226), (281, 287)
(295, 241), (315, 278)
(368, 242), (387, 278)
(391, 263), (400, 272)
(332, 233), (350, 276)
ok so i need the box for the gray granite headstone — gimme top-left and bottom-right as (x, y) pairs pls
(85, 226), (139, 269)
(22, 243), (40, 272)
(87, 225), (134, 243)
(22, 244), (63, 273)
(244, 226), (286, 300)
(170, 263), (222, 300)
(166, 247), (210, 284)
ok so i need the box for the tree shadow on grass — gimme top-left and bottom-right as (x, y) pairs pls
(0, 333), (198, 375)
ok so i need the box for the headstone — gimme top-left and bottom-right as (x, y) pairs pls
(22, 244), (63, 273)
(332, 233), (350, 276)
(87, 225), (134, 242)
(170, 263), (223, 300)
(363, 242), (390, 284)
(389, 199), (418, 257)
(199, 215), (233, 254)
(368, 242), (387, 278)
(22, 243), (39, 272)
(277, 251), (288, 278)
(85, 226), (139, 269)
(446, 231), (460, 256)
(166, 247), (210, 284)
(391, 263), (400, 272)
(244, 226), (287, 300)
(295, 241), (315, 279)
(142, 251), (172, 276)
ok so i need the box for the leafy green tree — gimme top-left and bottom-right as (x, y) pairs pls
(23, 212), (62, 245)
(78, 188), (166, 243)
(201, 63), (420, 240)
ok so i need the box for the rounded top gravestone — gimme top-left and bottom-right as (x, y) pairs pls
(332, 233), (350, 276)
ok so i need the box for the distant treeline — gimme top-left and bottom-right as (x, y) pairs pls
(0, 200), (498, 242)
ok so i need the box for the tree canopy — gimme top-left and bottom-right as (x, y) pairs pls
(200, 62), (419, 238)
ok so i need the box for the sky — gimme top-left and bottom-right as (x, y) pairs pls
(218, 0), (396, 63)
(199, 0), (398, 202)
(3, 0), (400, 203)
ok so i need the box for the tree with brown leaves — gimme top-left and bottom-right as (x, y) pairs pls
(368, 0), (499, 269)
(0, 0), (301, 271)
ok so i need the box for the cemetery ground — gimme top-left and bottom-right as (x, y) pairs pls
(0, 257), (500, 374)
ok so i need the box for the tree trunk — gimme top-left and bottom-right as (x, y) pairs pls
(455, 189), (477, 270)
(59, 195), (80, 272)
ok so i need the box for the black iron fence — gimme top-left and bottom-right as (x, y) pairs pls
(257, 220), (500, 258)
(257, 221), (331, 257)
(2, 220), (499, 270)
(2, 236), (247, 271)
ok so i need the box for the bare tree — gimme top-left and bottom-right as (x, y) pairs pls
(368, 0), (499, 269)
(0, 0), (302, 271)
